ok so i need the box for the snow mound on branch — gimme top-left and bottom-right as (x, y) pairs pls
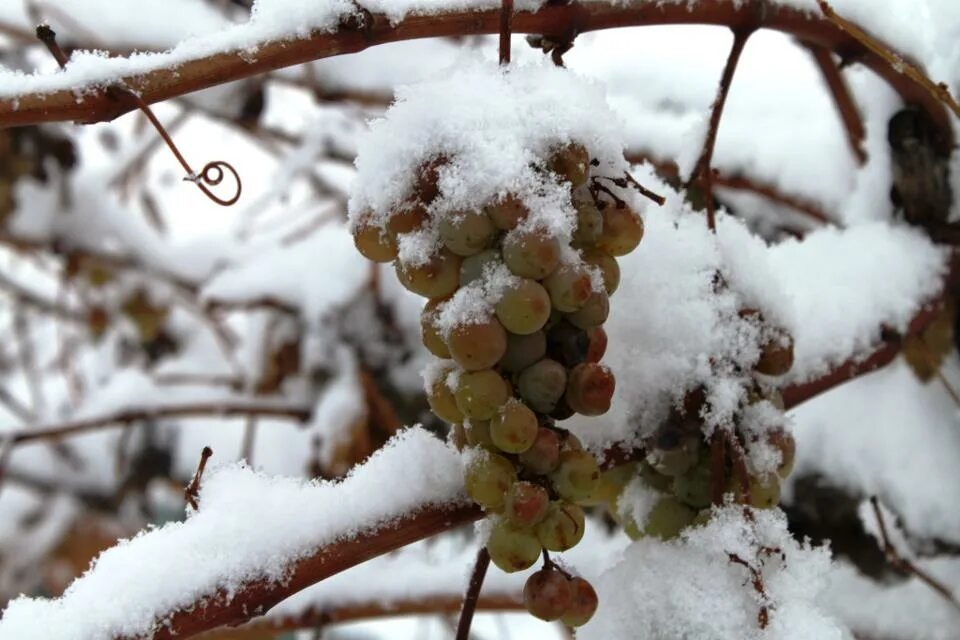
(579, 506), (844, 640)
(0, 428), (465, 640)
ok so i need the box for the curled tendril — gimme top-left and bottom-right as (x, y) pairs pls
(184, 161), (242, 206)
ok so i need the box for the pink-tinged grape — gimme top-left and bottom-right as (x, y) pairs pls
(566, 290), (609, 329)
(518, 426), (562, 475)
(517, 359), (567, 414)
(386, 206), (428, 238)
(460, 249), (500, 286)
(561, 577), (598, 627)
(524, 569), (574, 622)
(464, 450), (516, 510)
(748, 472), (781, 509)
(455, 369), (511, 420)
(585, 326), (607, 363)
(490, 399), (538, 453)
(767, 429), (796, 478)
(550, 450), (600, 503)
(464, 419), (494, 449)
(447, 317), (507, 371)
(536, 502), (585, 551)
(546, 321), (589, 368)
(596, 206), (644, 257)
(543, 264), (594, 312)
(420, 299), (450, 358)
(581, 248), (620, 295)
(487, 518), (542, 572)
(565, 363), (615, 417)
(755, 332), (795, 376)
(427, 369), (463, 423)
(671, 458), (712, 509)
(439, 209), (495, 257)
(640, 495), (696, 540)
(504, 481), (550, 527)
(353, 223), (398, 263)
(395, 250), (461, 299)
(502, 229), (561, 280)
(485, 195), (529, 230)
(572, 198), (603, 246)
(495, 279), (551, 335)
(547, 143), (590, 187)
(500, 331), (546, 373)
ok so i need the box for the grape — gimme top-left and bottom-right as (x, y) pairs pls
(572, 198), (603, 246)
(439, 209), (495, 257)
(524, 569), (574, 622)
(495, 279), (551, 335)
(645, 436), (699, 476)
(581, 248), (620, 295)
(487, 518), (542, 572)
(561, 577), (598, 627)
(546, 321), (589, 368)
(504, 481), (550, 527)
(566, 290), (609, 330)
(485, 195), (529, 230)
(420, 299), (450, 358)
(447, 317), (507, 371)
(547, 143), (590, 187)
(386, 206), (428, 238)
(427, 369), (463, 423)
(536, 502), (585, 551)
(460, 249), (500, 286)
(767, 429), (796, 478)
(565, 363), (615, 417)
(596, 206), (643, 257)
(464, 450), (517, 510)
(353, 223), (397, 263)
(518, 427), (562, 474)
(464, 419), (494, 449)
(550, 450), (600, 503)
(543, 264), (594, 312)
(517, 359), (567, 413)
(584, 462), (638, 507)
(455, 369), (511, 420)
(671, 458), (712, 509)
(500, 331), (546, 373)
(395, 250), (461, 298)
(755, 332), (795, 376)
(748, 473), (781, 509)
(638, 460), (673, 492)
(490, 399), (538, 453)
(503, 229), (561, 279)
(560, 432), (584, 451)
(641, 495), (696, 540)
(585, 326), (607, 363)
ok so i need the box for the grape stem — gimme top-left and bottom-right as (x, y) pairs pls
(456, 547), (491, 640)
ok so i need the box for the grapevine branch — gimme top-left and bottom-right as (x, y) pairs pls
(456, 547), (492, 640)
(803, 42), (867, 164)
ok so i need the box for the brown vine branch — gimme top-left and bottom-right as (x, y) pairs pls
(499, 0), (513, 65)
(727, 552), (771, 629)
(804, 41), (867, 165)
(456, 547), (491, 640)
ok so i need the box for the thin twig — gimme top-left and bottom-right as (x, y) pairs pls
(710, 430), (727, 505)
(804, 41), (867, 164)
(499, 0), (513, 65)
(456, 547), (491, 640)
(184, 446), (213, 510)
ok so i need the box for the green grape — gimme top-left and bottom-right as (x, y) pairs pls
(640, 495), (696, 540)
(584, 462), (638, 507)
(420, 299), (450, 358)
(517, 359), (567, 413)
(755, 332), (795, 376)
(464, 450), (517, 511)
(561, 577), (598, 627)
(565, 363), (615, 417)
(671, 457), (712, 509)
(447, 317), (507, 371)
(464, 419), (494, 449)
(495, 279), (552, 335)
(490, 399), (538, 453)
(487, 518), (542, 572)
(524, 569), (574, 622)
(638, 460), (673, 492)
(504, 481), (550, 527)
(518, 426), (562, 475)
(547, 143), (590, 187)
(748, 473), (781, 509)
(581, 248), (620, 295)
(566, 290), (609, 330)
(546, 321), (589, 368)
(427, 369), (463, 423)
(485, 195), (529, 230)
(459, 249), (500, 286)
(500, 331), (547, 373)
(572, 198), (603, 246)
(395, 250), (461, 299)
(767, 429), (796, 478)
(596, 206), (644, 257)
(353, 223), (398, 263)
(386, 206), (428, 238)
(536, 502), (585, 551)
(585, 326), (607, 363)
(645, 436), (699, 476)
(502, 229), (561, 279)
(543, 264), (594, 312)
(439, 209), (496, 257)
(550, 450), (600, 503)
(455, 369), (511, 420)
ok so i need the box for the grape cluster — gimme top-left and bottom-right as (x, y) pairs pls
(353, 142), (645, 626)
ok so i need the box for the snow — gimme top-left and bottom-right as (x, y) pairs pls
(0, 427), (466, 640)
